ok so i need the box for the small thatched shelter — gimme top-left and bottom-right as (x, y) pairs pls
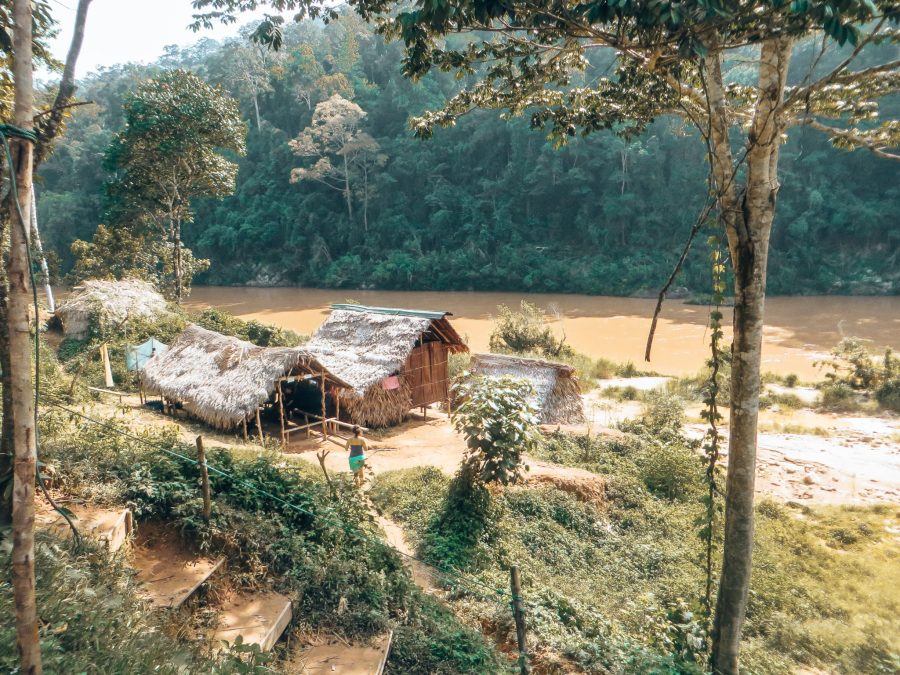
(472, 353), (585, 424)
(56, 279), (169, 339)
(306, 304), (468, 427)
(142, 324), (349, 437)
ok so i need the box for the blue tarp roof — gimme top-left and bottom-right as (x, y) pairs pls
(125, 338), (167, 371)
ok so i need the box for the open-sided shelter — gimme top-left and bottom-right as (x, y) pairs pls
(141, 324), (349, 441)
(472, 353), (586, 424)
(305, 304), (468, 427)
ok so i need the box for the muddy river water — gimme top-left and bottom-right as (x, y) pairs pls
(185, 287), (899, 380)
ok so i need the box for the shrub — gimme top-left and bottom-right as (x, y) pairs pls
(875, 377), (900, 413)
(784, 373), (799, 388)
(488, 300), (572, 357)
(451, 374), (539, 486)
(818, 382), (860, 411)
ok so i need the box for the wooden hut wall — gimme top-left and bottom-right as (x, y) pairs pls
(407, 341), (450, 408)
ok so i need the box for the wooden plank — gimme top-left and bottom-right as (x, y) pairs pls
(214, 592), (292, 653)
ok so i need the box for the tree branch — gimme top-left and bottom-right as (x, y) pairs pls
(782, 18), (887, 111)
(34, 0), (93, 167)
(797, 117), (900, 161)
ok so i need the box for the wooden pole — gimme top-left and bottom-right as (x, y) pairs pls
(320, 372), (327, 441)
(242, 416), (248, 441)
(510, 565), (528, 674)
(277, 381), (286, 446)
(335, 388), (341, 427)
(255, 407), (264, 445)
(196, 436), (211, 521)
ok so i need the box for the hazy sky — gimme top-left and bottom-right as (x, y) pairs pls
(48, 0), (276, 75)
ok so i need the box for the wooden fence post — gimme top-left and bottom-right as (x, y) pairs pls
(510, 565), (528, 674)
(196, 436), (211, 521)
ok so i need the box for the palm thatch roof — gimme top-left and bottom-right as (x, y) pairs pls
(56, 278), (170, 339)
(472, 353), (586, 425)
(141, 324), (348, 429)
(305, 304), (467, 426)
(306, 305), (466, 395)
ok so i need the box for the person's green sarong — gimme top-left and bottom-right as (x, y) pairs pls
(349, 455), (366, 472)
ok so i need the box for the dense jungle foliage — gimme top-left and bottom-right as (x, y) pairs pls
(37, 16), (899, 296)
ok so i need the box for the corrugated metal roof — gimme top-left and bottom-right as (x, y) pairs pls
(330, 304), (452, 320)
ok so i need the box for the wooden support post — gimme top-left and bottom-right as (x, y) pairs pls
(335, 388), (341, 433)
(255, 407), (264, 445)
(196, 436), (211, 521)
(510, 565), (528, 674)
(277, 381), (286, 446)
(320, 372), (327, 441)
(242, 416), (249, 441)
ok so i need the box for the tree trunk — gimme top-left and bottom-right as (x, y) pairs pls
(362, 165), (369, 233)
(10, 1), (42, 671)
(173, 216), (183, 303)
(343, 153), (353, 223)
(0, 271), (13, 526)
(253, 93), (261, 132)
(710, 37), (791, 675)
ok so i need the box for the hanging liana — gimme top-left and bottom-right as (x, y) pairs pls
(698, 224), (727, 642)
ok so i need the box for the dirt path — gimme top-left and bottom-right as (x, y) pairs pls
(81, 389), (898, 509)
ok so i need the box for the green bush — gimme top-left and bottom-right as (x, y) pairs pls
(875, 377), (900, 413)
(818, 382), (860, 411)
(451, 374), (539, 486)
(488, 300), (572, 357)
(784, 373), (799, 388)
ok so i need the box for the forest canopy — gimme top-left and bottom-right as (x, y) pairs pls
(37, 15), (899, 296)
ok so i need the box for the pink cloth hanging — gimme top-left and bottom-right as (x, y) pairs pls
(382, 375), (400, 390)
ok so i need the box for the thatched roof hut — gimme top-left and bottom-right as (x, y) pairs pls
(56, 279), (169, 339)
(472, 353), (585, 424)
(306, 304), (468, 427)
(142, 324), (348, 430)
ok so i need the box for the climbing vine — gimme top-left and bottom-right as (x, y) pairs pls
(698, 226), (726, 635)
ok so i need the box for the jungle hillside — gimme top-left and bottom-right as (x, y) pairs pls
(37, 16), (899, 297)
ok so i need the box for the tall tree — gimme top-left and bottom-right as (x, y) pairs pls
(289, 93), (385, 230)
(104, 70), (246, 302)
(1, 16), (93, 667)
(194, 1), (899, 671)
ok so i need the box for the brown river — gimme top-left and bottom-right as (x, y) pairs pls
(184, 287), (900, 380)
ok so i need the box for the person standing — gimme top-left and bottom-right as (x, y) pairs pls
(346, 426), (368, 487)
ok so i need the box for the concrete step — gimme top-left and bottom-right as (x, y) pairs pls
(214, 591), (292, 652)
(131, 524), (225, 608)
(36, 500), (132, 552)
(286, 631), (393, 674)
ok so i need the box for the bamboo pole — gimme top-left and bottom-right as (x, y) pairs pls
(196, 436), (211, 521)
(277, 381), (286, 446)
(242, 416), (248, 441)
(255, 407), (264, 445)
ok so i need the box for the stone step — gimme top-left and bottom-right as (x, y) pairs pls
(36, 500), (132, 552)
(131, 525), (225, 608)
(214, 591), (292, 652)
(286, 631), (393, 675)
